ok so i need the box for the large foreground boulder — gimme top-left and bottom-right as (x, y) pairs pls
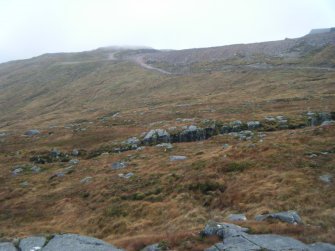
(42, 234), (123, 251)
(204, 221), (335, 251)
(0, 234), (124, 251)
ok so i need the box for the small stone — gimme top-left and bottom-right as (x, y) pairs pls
(141, 243), (162, 251)
(80, 176), (93, 184)
(156, 143), (173, 149)
(12, 166), (23, 176)
(111, 162), (128, 169)
(118, 172), (134, 179)
(31, 165), (41, 173)
(227, 214), (247, 221)
(309, 154), (318, 158)
(50, 148), (61, 158)
(20, 181), (29, 187)
(72, 149), (79, 156)
(64, 166), (74, 174)
(24, 129), (40, 136)
(321, 120), (335, 126)
(319, 174), (332, 184)
(49, 172), (65, 180)
(169, 156), (187, 161)
(247, 121), (261, 130)
(69, 159), (79, 165)
(222, 144), (229, 149)
(125, 137), (140, 145)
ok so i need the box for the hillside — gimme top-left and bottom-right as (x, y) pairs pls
(0, 30), (335, 250)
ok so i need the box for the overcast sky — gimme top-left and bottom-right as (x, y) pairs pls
(0, 0), (334, 63)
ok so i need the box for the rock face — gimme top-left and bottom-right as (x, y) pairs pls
(255, 210), (302, 224)
(203, 221), (335, 251)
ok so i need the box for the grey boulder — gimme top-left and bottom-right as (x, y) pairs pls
(0, 242), (17, 251)
(111, 162), (128, 170)
(319, 174), (333, 184)
(309, 242), (335, 251)
(255, 210), (302, 224)
(141, 243), (162, 251)
(204, 221), (327, 251)
(19, 236), (46, 251)
(169, 155), (187, 161)
(24, 130), (40, 136)
(227, 213), (247, 221)
(42, 234), (123, 251)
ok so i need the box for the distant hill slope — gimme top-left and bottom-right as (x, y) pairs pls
(141, 32), (335, 73)
(0, 31), (334, 129)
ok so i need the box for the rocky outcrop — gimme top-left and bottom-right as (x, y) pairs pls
(0, 234), (124, 251)
(143, 129), (170, 145)
(86, 111), (334, 158)
(203, 221), (335, 251)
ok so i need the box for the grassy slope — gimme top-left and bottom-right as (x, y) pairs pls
(0, 37), (335, 250)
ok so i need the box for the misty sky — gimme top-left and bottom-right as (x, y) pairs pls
(0, 0), (334, 63)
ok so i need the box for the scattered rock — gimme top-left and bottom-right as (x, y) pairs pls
(255, 210), (302, 224)
(111, 162), (128, 170)
(222, 144), (229, 149)
(118, 172), (134, 179)
(31, 165), (41, 173)
(321, 120), (335, 126)
(141, 243), (162, 251)
(247, 121), (261, 130)
(24, 129), (40, 136)
(42, 234), (124, 251)
(49, 172), (65, 180)
(72, 149), (79, 156)
(156, 143), (173, 150)
(63, 166), (74, 174)
(265, 116), (276, 122)
(125, 137), (140, 145)
(80, 176), (93, 184)
(227, 214), (247, 221)
(0, 132), (6, 137)
(309, 153), (318, 158)
(319, 174), (333, 184)
(169, 156), (187, 161)
(50, 149), (61, 158)
(20, 181), (29, 187)
(143, 129), (170, 145)
(12, 166), (23, 176)
(68, 159), (79, 165)
(19, 236), (46, 251)
(229, 130), (254, 140)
